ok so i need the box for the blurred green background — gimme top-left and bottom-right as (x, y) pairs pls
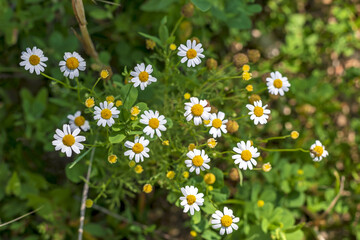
(1, 0), (360, 239)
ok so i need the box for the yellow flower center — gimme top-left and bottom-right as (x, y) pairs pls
(313, 146), (324, 157)
(192, 155), (204, 167)
(143, 184), (152, 193)
(131, 106), (140, 116)
(74, 116), (85, 126)
(186, 49), (197, 59)
(101, 109), (112, 119)
(273, 79), (283, 88)
(221, 215), (233, 227)
(257, 200), (265, 207)
(186, 194), (196, 205)
(191, 104), (204, 116)
(253, 106), (264, 117)
(108, 155), (118, 164)
(101, 69), (109, 79)
(139, 71), (149, 82)
(132, 143), (144, 154)
(62, 134), (75, 147)
(149, 118), (160, 129)
(66, 57), (79, 70)
(241, 150), (252, 161)
(85, 98), (95, 108)
(212, 118), (222, 128)
(29, 55), (40, 66)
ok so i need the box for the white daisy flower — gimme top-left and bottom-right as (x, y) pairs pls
(246, 100), (271, 125)
(266, 71), (291, 96)
(184, 97), (211, 126)
(232, 140), (260, 170)
(179, 186), (204, 215)
(177, 39), (205, 67)
(67, 111), (90, 132)
(211, 207), (239, 235)
(185, 149), (210, 175)
(19, 46), (48, 75)
(130, 63), (157, 90)
(59, 52), (86, 79)
(310, 140), (329, 162)
(52, 124), (86, 157)
(140, 110), (167, 138)
(124, 136), (150, 163)
(206, 111), (228, 138)
(94, 101), (120, 127)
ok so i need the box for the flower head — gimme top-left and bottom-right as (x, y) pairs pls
(178, 39), (205, 67)
(266, 71), (291, 96)
(140, 110), (167, 138)
(242, 64), (250, 72)
(124, 136), (150, 162)
(108, 154), (118, 164)
(262, 162), (272, 172)
(85, 199), (93, 208)
(211, 207), (239, 235)
(143, 184), (153, 193)
(169, 44), (177, 51)
(204, 173), (216, 184)
(85, 97), (95, 108)
(184, 93), (191, 100)
(52, 124), (86, 157)
(257, 200), (265, 207)
(67, 111), (90, 132)
(106, 95), (115, 103)
(310, 140), (329, 161)
(135, 165), (143, 174)
(180, 186), (204, 215)
(130, 63), (157, 90)
(115, 100), (123, 107)
(246, 100), (271, 125)
(207, 138), (217, 148)
(232, 141), (260, 170)
(185, 149), (211, 175)
(205, 111), (228, 138)
(291, 131), (299, 139)
(246, 84), (253, 92)
(59, 52), (86, 79)
(184, 97), (211, 125)
(20, 46), (48, 75)
(183, 171), (189, 178)
(167, 171), (175, 179)
(94, 101), (120, 127)
(242, 72), (252, 81)
(130, 106), (141, 117)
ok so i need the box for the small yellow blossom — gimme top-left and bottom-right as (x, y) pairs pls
(106, 95), (115, 103)
(135, 165), (143, 174)
(130, 116), (137, 121)
(226, 120), (239, 134)
(169, 44), (177, 50)
(204, 173), (216, 185)
(146, 39), (156, 50)
(190, 231), (197, 237)
(262, 162), (272, 172)
(85, 97), (95, 108)
(297, 169), (304, 175)
(257, 200), (265, 208)
(129, 161), (136, 168)
(115, 100), (123, 107)
(184, 92), (191, 99)
(242, 72), (252, 81)
(162, 140), (169, 146)
(85, 199), (93, 208)
(108, 154), (118, 164)
(208, 186), (213, 191)
(166, 171), (175, 179)
(242, 64), (250, 72)
(183, 171), (189, 178)
(131, 106), (141, 116)
(291, 131), (299, 139)
(143, 184), (153, 193)
(203, 119), (210, 125)
(188, 143), (196, 151)
(246, 84), (253, 92)
(100, 69), (109, 79)
(250, 140), (253, 146)
(207, 138), (217, 148)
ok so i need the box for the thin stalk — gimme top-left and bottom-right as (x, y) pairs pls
(258, 146), (309, 153)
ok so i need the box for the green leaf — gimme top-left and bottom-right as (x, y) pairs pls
(192, 0), (212, 12)
(6, 172), (21, 196)
(138, 32), (162, 46)
(192, 210), (201, 224)
(89, 8), (113, 20)
(202, 200), (217, 214)
(109, 134), (126, 144)
(166, 118), (173, 128)
(66, 161), (87, 183)
(246, 4), (262, 14)
(121, 85), (138, 109)
(140, 0), (177, 12)
(166, 192), (178, 204)
(69, 147), (94, 169)
(159, 24), (169, 45)
(284, 223), (305, 233)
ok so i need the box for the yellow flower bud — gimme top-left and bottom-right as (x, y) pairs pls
(169, 44), (177, 51)
(242, 64), (250, 72)
(85, 199), (93, 208)
(162, 140), (169, 146)
(129, 161), (136, 168)
(291, 131), (299, 139)
(297, 169), (304, 175)
(183, 171), (189, 179)
(190, 230), (197, 237)
(207, 138), (217, 148)
(107, 154), (118, 164)
(146, 39), (156, 50)
(204, 173), (216, 185)
(135, 165), (143, 174)
(188, 143), (196, 151)
(246, 84), (253, 92)
(143, 184), (153, 193)
(85, 97), (95, 108)
(257, 200), (265, 207)
(106, 95), (115, 103)
(115, 100), (123, 107)
(166, 171), (175, 179)
(242, 72), (252, 81)
(248, 94), (261, 104)
(130, 106), (141, 116)
(184, 93), (191, 99)
(262, 162), (272, 172)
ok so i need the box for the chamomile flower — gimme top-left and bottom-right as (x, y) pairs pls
(211, 207), (239, 235)
(185, 149), (210, 175)
(232, 140), (260, 170)
(140, 110), (167, 138)
(179, 186), (204, 215)
(93, 101), (120, 127)
(59, 52), (86, 79)
(124, 136), (150, 163)
(206, 111), (228, 138)
(67, 111), (90, 132)
(184, 97), (211, 125)
(266, 71), (291, 96)
(246, 100), (271, 125)
(52, 124), (86, 157)
(310, 140), (329, 162)
(130, 63), (157, 90)
(178, 39), (205, 67)
(20, 46), (48, 75)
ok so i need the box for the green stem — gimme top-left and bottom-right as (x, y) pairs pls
(170, 15), (184, 37)
(41, 73), (75, 89)
(259, 135), (290, 143)
(123, 85), (133, 106)
(76, 77), (81, 102)
(91, 77), (102, 93)
(219, 199), (245, 205)
(258, 146), (309, 153)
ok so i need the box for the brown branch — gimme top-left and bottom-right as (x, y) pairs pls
(0, 206), (43, 228)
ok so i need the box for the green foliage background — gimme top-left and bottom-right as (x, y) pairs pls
(1, 0), (360, 239)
